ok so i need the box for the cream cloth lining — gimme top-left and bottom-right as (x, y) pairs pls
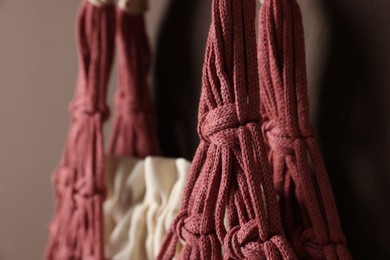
(104, 155), (189, 259)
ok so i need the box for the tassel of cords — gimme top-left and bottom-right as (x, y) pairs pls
(108, 2), (160, 158)
(258, 0), (352, 259)
(45, 1), (115, 259)
(157, 0), (297, 259)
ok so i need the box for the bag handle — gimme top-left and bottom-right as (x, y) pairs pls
(45, 1), (115, 259)
(108, 0), (160, 157)
(158, 0), (296, 258)
(258, 0), (351, 258)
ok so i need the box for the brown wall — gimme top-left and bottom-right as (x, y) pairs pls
(0, 1), (79, 259)
(0, 0), (389, 259)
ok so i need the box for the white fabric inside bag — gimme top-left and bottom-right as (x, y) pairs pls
(104, 156), (190, 259)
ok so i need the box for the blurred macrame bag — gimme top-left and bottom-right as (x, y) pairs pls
(103, 4), (190, 259)
(45, 0), (189, 259)
(45, 0), (352, 259)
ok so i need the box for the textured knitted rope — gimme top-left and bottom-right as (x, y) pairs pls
(157, 0), (296, 259)
(258, 0), (352, 259)
(45, 1), (115, 259)
(108, 6), (160, 157)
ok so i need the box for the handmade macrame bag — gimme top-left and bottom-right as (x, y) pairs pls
(45, 0), (189, 259)
(46, 0), (352, 259)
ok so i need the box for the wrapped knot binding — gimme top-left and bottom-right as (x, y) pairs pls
(258, 0), (352, 259)
(223, 220), (294, 259)
(45, 1), (115, 259)
(157, 0), (296, 259)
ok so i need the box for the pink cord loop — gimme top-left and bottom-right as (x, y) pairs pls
(224, 219), (293, 259)
(291, 227), (349, 259)
(173, 212), (217, 248)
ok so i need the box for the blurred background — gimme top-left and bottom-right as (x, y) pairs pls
(0, 0), (389, 259)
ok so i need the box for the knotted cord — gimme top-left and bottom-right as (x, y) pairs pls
(45, 1), (115, 259)
(157, 0), (296, 259)
(258, 0), (352, 259)
(108, 1), (160, 157)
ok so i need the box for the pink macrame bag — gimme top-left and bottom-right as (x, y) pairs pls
(46, 0), (191, 259)
(46, 0), (351, 259)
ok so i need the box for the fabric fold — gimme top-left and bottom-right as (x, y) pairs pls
(104, 156), (190, 259)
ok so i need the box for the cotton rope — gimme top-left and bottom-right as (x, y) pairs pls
(45, 1), (115, 259)
(157, 0), (297, 258)
(108, 4), (159, 157)
(258, 0), (351, 259)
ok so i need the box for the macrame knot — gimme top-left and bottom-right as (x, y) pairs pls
(52, 167), (75, 194)
(224, 219), (289, 259)
(262, 119), (314, 154)
(199, 103), (259, 148)
(291, 227), (349, 259)
(74, 174), (106, 200)
(173, 212), (217, 248)
(53, 166), (106, 209)
(70, 97), (110, 122)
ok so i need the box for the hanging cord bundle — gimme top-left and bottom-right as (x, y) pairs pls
(108, 0), (160, 157)
(45, 0), (115, 259)
(258, 0), (351, 259)
(158, 0), (296, 259)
